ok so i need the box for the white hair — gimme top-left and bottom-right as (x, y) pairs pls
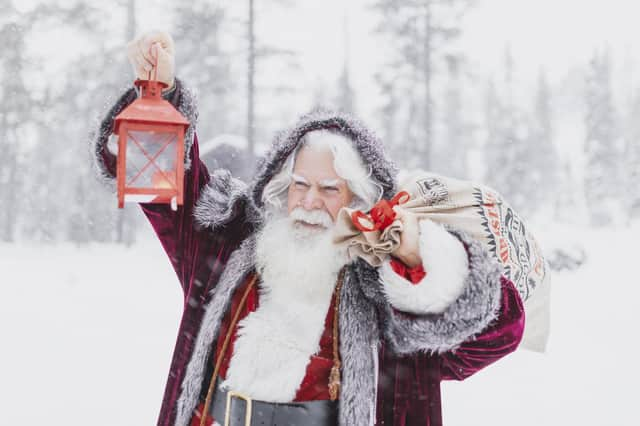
(261, 130), (383, 212)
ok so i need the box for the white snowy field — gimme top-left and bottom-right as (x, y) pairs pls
(1, 222), (638, 425)
(0, 236), (182, 425)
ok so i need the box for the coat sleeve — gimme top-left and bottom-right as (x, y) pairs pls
(89, 78), (234, 301)
(377, 219), (525, 361)
(438, 275), (524, 380)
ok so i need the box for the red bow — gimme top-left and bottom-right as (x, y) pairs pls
(351, 191), (411, 232)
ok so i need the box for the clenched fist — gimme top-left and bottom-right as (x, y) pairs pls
(126, 31), (175, 90)
(391, 206), (423, 268)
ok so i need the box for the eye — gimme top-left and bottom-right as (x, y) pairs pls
(293, 181), (309, 189)
(322, 186), (339, 193)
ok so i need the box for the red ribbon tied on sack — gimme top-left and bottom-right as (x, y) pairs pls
(351, 191), (411, 232)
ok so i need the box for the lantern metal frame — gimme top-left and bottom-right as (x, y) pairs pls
(113, 77), (189, 209)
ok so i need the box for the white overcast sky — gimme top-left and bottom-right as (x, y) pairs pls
(21, 0), (640, 98)
(18, 0), (640, 162)
(461, 0), (638, 80)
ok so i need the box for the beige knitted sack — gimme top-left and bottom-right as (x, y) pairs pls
(333, 171), (550, 352)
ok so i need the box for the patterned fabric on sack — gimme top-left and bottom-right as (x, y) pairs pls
(333, 171), (550, 352)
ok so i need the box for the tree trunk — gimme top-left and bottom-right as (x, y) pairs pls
(247, 0), (255, 154)
(423, 0), (432, 170)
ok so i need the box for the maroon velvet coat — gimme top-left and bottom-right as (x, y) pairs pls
(98, 111), (525, 425)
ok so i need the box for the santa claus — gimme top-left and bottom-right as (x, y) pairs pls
(91, 32), (525, 426)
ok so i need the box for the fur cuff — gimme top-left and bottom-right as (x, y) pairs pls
(88, 78), (198, 191)
(379, 227), (503, 354)
(380, 219), (469, 314)
(88, 86), (136, 191)
(193, 169), (262, 230)
(173, 79), (198, 171)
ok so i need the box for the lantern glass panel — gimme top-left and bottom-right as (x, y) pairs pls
(125, 130), (177, 189)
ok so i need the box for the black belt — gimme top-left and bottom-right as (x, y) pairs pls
(209, 381), (338, 426)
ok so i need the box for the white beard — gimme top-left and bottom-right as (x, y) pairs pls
(222, 209), (349, 402)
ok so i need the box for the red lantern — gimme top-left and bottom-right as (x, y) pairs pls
(113, 77), (189, 210)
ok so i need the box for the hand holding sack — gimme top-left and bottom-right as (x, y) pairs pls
(333, 170), (550, 352)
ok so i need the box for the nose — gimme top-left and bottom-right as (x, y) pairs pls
(301, 187), (324, 211)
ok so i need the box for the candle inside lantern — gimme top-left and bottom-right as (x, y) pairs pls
(152, 170), (177, 189)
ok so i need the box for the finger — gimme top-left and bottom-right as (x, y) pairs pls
(141, 31), (175, 62)
(392, 205), (406, 219)
(152, 42), (165, 61)
(143, 32), (169, 53)
(155, 44), (167, 61)
(135, 49), (152, 72)
(149, 42), (158, 60)
(140, 35), (157, 64)
(156, 43), (174, 66)
(152, 31), (174, 51)
(163, 38), (175, 56)
(136, 42), (154, 71)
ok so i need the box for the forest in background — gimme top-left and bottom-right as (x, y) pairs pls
(1, 0), (637, 245)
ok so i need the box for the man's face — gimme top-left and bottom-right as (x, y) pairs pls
(286, 144), (354, 229)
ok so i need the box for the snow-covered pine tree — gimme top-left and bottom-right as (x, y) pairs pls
(245, 0), (300, 155)
(248, 0), (256, 153)
(554, 161), (582, 224)
(0, 1), (99, 243)
(623, 89), (640, 221)
(334, 10), (356, 115)
(527, 69), (559, 217)
(0, 8), (27, 242)
(483, 48), (534, 215)
(584, 48), (620, 226)
(374, 72), (401, 160)
(113, 0), (140, 247)
(372, 0), (474, 171)
(51, 1), (139, 244)
(174, 2), (235, 143)
(438, 54), (469, 179)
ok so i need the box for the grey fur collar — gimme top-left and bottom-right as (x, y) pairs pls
(174, 240), (381, 426)
(175, 236), (257, 426)
(193, 169), (262, 231)
(338, 266), (380, 426)
(89, 78), (198, 191)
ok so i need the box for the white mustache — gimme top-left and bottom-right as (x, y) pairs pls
(289, 208), (333, 228)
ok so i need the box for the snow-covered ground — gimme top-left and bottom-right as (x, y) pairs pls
(0, 236), (182, 425)
(1, 222), (638, 425)
(443, 224), (639, 426)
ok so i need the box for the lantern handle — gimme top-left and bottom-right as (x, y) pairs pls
(148, 43), (159, 82)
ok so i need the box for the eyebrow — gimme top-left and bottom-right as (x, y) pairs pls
(291, 174), (310, 184)
(318, 178), (340, 187)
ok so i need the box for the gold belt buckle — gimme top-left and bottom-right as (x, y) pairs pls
(224, 390), (253, 426)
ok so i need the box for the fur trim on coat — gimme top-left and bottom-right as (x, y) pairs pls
(88, 78), (198, 191)
(173, 226), (505, 426)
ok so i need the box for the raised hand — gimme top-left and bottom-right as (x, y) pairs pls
(126, 30), (175, 89)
